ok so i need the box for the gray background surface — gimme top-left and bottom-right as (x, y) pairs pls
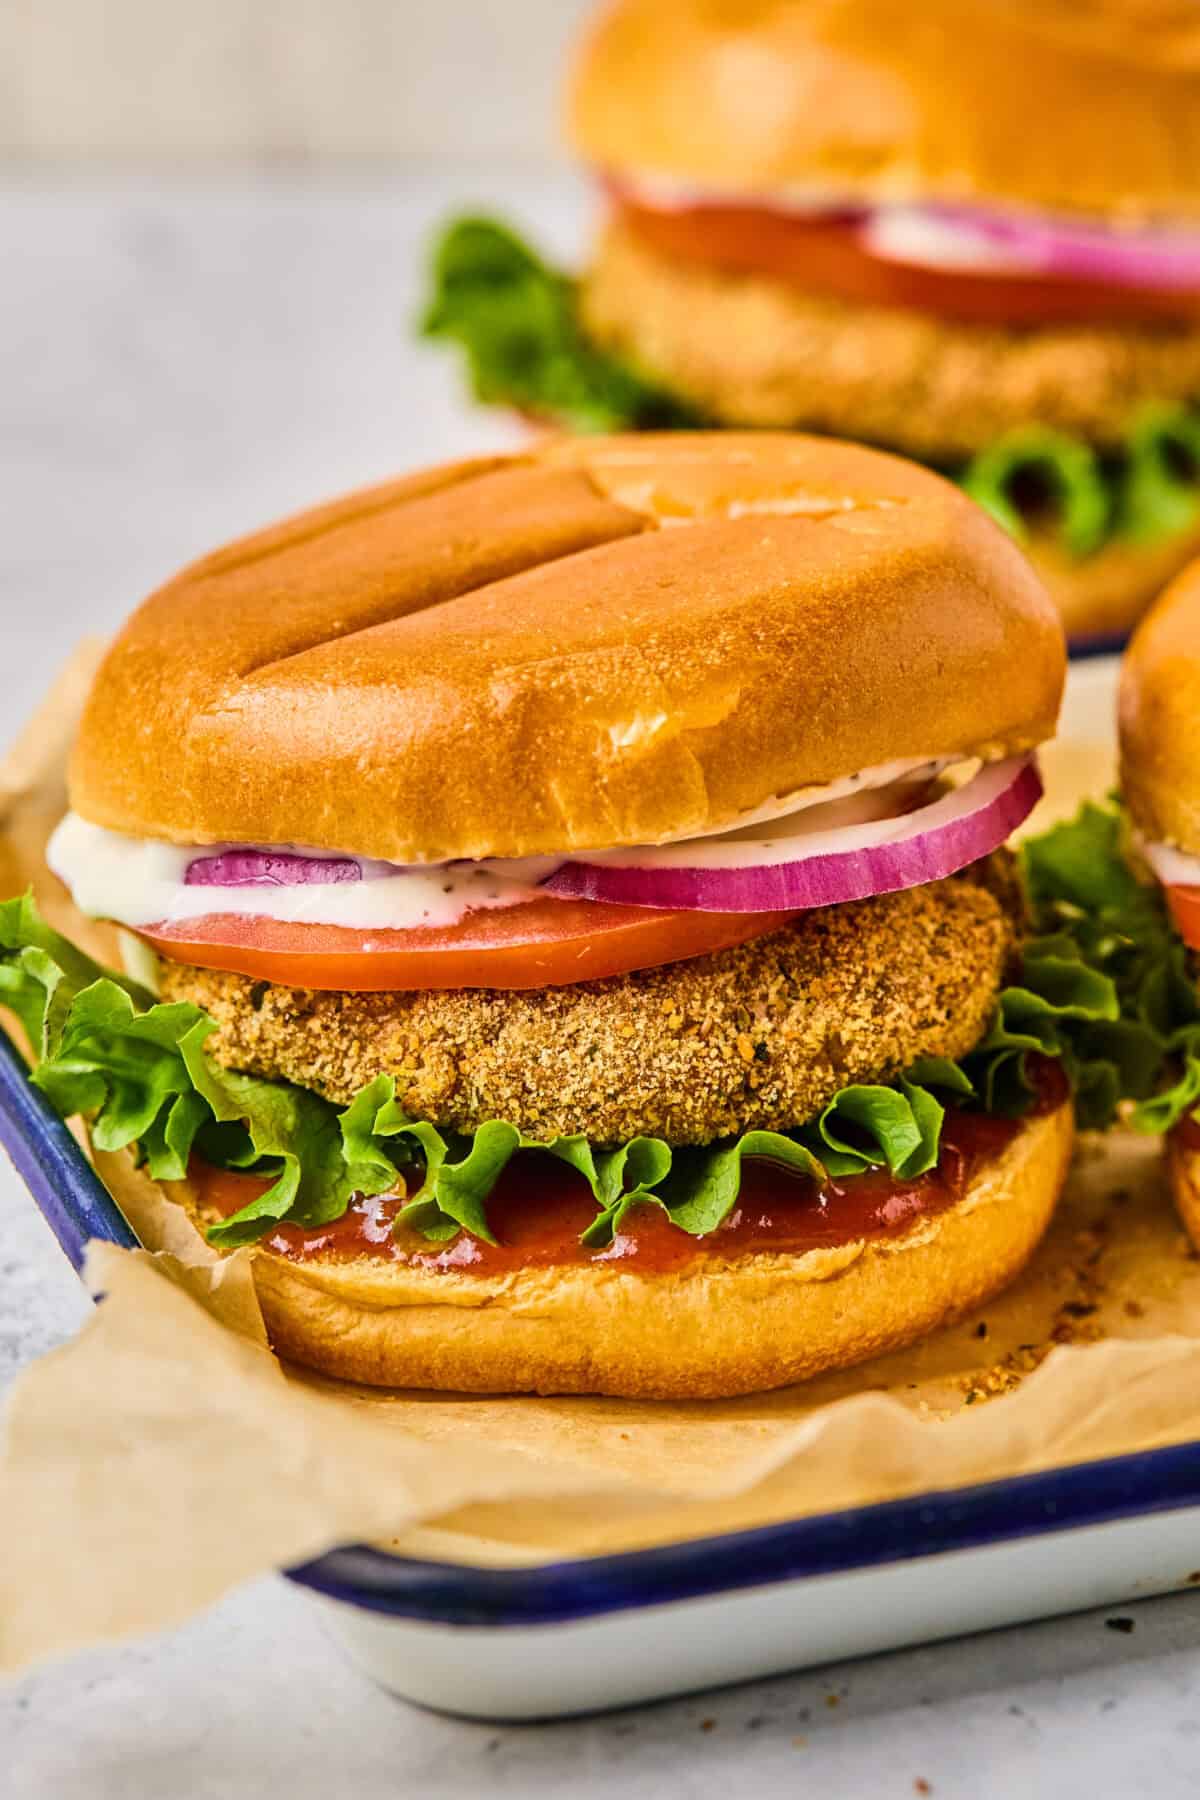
(2, 1), (593, 159)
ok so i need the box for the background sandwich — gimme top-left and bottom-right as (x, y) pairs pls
(425, 0), (1200, 643)
(3, 434), (1124, 1397)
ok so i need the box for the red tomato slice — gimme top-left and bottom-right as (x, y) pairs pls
(137, 898), (795, 992)
(618, 200), (1200, 328)
(1167, 885), (1200, 952)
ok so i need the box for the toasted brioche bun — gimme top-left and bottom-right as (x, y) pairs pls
(70, 434), (1062, 863)
(569, 0), (1200, 221)
(1168, 1129), (1200, 1254)
(180, 1099), (1072, 1398)
(1120, 556), (1200, 854)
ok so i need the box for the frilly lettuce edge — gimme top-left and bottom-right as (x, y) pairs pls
(1021, 800), (1200, 1138)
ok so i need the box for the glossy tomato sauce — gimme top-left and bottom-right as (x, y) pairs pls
(195, 1061), (1067, 1275)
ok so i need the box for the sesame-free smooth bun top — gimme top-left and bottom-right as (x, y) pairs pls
(70, 434), (1064, 863)
(568, 0), (1200, 221)
(1120, 557), (1200, 855)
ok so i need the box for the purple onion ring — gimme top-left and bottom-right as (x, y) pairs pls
(185, 850), (363, 888)
(542, 757), (1042, 913)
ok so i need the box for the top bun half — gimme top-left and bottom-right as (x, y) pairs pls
(568, 0), (1200, 222)
(1120, 557), (1200, 855)
(69, 434), (1064, 862)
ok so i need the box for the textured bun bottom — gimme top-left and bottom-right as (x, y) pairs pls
(240, 1101), (1074, 1398)
(1168, 1131), (1200, 1254)
(1025, 526), (1200, 644)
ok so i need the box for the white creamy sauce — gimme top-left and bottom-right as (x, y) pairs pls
(547, 764), (954, 873)
(47, 755), (957, 932)
(1134, 833), (1200, 889)
(859, 208), (1025, 274)
(645, 757), (953, 847)
(45, 814), (546, 932)
(615, 168), (863, 217)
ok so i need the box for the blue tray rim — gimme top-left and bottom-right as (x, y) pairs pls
(5, 1018), (1198, 1632)
(288, 1439), (1200, 1627)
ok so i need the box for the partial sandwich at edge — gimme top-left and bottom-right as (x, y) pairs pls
(2, 433), (1119, 1397)
(1118, 558), (1200, 1247)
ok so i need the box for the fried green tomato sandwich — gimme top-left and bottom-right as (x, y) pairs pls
(424, 0), (1200, 643)
(4, 434), (1123, 1397)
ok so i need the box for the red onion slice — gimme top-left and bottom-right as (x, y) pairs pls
(186, 850), (363, 887)
(868, 204), (1200, 293)
(542, 757), (1042, 913)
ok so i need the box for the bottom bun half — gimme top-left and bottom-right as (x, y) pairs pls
(1024, 524), (1200, 645)
(1168, 1131), (1200, 1254)
(200, 1100), (1075, 1399)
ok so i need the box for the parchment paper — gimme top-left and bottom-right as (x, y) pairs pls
(2, 649), (1199, 1677)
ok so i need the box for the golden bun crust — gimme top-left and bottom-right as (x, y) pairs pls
(195, 1100), (1073, 1398)
(1168, 1131), (1200, 1254)
(1119, 557), (1200, 854)
(1026, 525), (1200, 646)
(70, 434), (1063, 862)
(569, 0), (1200, 221)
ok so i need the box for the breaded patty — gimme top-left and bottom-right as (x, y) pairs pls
(582, 217), (1200, 462)
(159, 873), (1016, 1145)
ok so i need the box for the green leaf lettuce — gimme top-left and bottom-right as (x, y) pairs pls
(421, 216), (697, 433)
(1020, 802), (1200, 1134)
